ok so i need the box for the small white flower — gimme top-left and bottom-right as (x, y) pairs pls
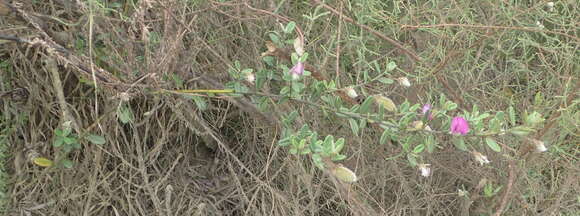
(472, 151), (491, 166)
(418, 164), (431, 177)
(536, 21), (544, 29)
(397, 77), (411, 87)
(119, 92), (131, 102)
(530, 139), (548, 152)
(293, 37), (305, 56)
(344, 87), (358, 98)
(245, 72), (255, 83)
(457, 189), (468, 197)
(546, 2), (554, 8)
(424, 125), (432, 131)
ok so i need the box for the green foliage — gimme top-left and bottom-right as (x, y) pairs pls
(53, 127), (81, 153)
(483, 182), (503, 198)
(84, 134), (106, 145)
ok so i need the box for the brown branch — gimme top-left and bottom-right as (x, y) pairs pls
(335, 2), (343, 82)
(311, 0), (421, 63)
(493, 160), (516, 216)
(401, 24), (580, 42)
(242, 2), (305, 49)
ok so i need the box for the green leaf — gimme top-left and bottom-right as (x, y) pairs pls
(62, 159), (74, 169)
(425, 135), (436, 153)
(268, 33), (280, 43)
(54, 129), (63, 136)
(385, 61), (397, 71)
(508, 106), (516, 126)
(241, 68), (253, 75)
(525, 111), (544, 126)
(510, 126), (535, 136)
(378, 78), (394, 84)
(312, 153), (325, 169)
(379, 129), (390, 145)
(64, 137), (77, 145)
(331, 165), (358, 183)
(332, 154), (347, 161)
(407, 154), (418, 167)
(118, 105), (134, 124)
(322, 135), (334, 154)
(298, 52), (309, 62)
(359, 96), (374, 114)
(62, 127), (72, 137)
(485, 137), (501, 152)
(413, 144), (425, 154)
(311, 140), (323, 153)
(278, 136), (291, 146)
(444, 101), (458, 111)
(33, 157), (53, 167)
(171, 74), (184, 88)
(334, 138), (345, 154)
(192, 96), (208, 111)
(85, 134), (106, 145)
(534, 92), (544, 107)
(53, 137), (64, 147)
(374, 96), (397, 112)
(453, 137), (468, 151)
(284, 21), (296, 33)
(349, 119), (359, 136)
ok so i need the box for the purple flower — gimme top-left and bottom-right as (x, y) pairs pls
(422, 104), (434, 120)
(290, 62), (304, 80)
(450, 117), (470, 135)
(422, 104), (431, 114)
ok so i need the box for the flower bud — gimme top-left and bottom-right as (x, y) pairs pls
(418, 164), (431, 177)
(374, 95), (397, 112)
(331, 164), (358, 183)
(472, 151), (491, 165)
(536, 21), (544, 29)
(293, 37), (305, 56)
(245, 72), (255, 83)
(397, 77), (411, 87)
(529, 138), (548, 152)
(344, 87), (358, 98)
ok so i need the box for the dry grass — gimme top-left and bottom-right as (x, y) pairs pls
(1, 0), (578, 215)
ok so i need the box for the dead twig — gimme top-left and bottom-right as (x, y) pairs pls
(493, 159), (516, 216)
(401, 24), (580, 42)
(311, 0), (421, 63)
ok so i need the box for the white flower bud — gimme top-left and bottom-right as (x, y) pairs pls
(293, 37), (304, 56)
(418, 164), (431, 177)
(457, 189), (468, 197)
(331, 165), (358, 183)
(245, 72), (255, 83)
(398, 77), (411, 87)
(344, 87), (358, 98)
(530, 139), (548, 152)
(472, 151), (491, 166)
(536, 21), (544, 29)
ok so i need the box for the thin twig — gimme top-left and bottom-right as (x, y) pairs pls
(243, 2), (305, 49)
(335, 2), (343, 84)
(493, 159), (516, 216)
(401, 23), (580, 42)
(311, 0), (421, 62)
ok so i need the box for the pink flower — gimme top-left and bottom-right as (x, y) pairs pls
(290, 62), (304, 80)
(450, 117), (470, 135)
(422, 104), (431, 114)
(422, 104), (434, 120)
